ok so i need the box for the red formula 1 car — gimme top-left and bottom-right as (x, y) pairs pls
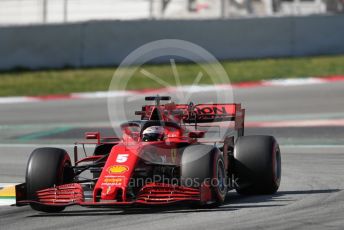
(15, 96), (281, 212)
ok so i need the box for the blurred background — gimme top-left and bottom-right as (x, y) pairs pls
(0, 0), (343, 25)
(0, 0), (343, 133)
(0, 0), (344, 73)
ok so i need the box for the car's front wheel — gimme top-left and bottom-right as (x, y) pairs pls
(26, 147), (74, 212)
(181, 144), (227, 206)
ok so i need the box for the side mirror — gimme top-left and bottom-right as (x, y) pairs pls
(85, 132), (100, 144)
(188, 131), (205, 138)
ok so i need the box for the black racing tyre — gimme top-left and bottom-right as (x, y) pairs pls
(181, 144), (227, 205)
(234, 135), (281, 195)
(26, 148), (74, 212)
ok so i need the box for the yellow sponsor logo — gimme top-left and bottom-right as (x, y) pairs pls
(107, 165), (129, 174)
(0, 186), (15, 197)
(103, 177), (124, 184)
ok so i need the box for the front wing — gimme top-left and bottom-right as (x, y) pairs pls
(15, 182), (213, 207)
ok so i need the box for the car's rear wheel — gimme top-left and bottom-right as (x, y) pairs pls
(26, 148), (74, 212)
(181, 144), (227, 206)
(234, 135), (281, 195)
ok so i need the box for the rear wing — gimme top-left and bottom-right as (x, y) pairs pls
(136, 102), (245, 131)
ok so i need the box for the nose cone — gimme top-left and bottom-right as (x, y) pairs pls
(94, 143), (140, 202)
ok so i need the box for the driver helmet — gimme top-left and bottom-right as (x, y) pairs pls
(142, 126), (165, 142)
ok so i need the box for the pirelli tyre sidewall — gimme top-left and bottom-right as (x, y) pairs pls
(26, 147), (73, 212)
(212, 151), (227, 203)
(234, 135), (281, 195)
(181, 144), (227, 205)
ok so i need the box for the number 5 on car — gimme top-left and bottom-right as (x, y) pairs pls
(116, 154), (129, 163)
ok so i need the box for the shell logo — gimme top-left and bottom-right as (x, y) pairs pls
(107, 165), (129, 174)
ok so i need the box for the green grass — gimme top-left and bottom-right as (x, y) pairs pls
(1, 55), (344, 96)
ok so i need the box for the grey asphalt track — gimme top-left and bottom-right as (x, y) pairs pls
(0, 81), (344, 229)
(1, 81), (344, 126)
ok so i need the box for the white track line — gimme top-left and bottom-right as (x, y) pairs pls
(246, 119), (344, 128)
(0, 183), (17, 187)
(0, 199), (15, 206)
